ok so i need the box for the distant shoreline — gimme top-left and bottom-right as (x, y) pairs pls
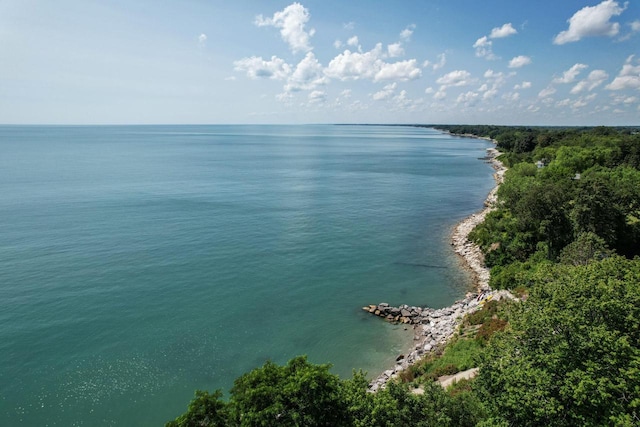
(368, 132), (510, 390)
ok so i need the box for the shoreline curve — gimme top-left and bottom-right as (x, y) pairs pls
(367, 133), (511, 391)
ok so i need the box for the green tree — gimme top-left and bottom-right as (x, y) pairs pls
(477, 257), (640, 426)
(229, 356), (349, 426)
(166, 390), (229, 427)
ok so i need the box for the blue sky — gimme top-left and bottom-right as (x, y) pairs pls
(1, 0), (639, 125)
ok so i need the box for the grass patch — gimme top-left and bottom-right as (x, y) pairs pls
(408, 338), (484, 382)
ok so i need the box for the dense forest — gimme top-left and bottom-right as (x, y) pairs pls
(168, 126), (640, 426)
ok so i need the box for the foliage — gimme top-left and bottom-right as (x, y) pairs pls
(229, 356), (348, 426)
(476, 257), (640, 426)
(169, 356), (487, 426)
(166, 390), (228, 427)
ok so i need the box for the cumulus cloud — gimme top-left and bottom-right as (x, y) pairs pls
(308, 90), (326, 104)
(456, 91), (479, 106)
(433, 89), (447, 100)
(611, 94), (638, 104)
(255, 3), (315, 53)
(481, 70), (511, 99)
(473, 36), (496, 60)
(426, 53), (447, 71)
(375, 59), (421, 81)
(553, 63), (588, 84)
(553, 0), (627, 45)
(503, 92), (520, 102)
(571, 70), (609, 93)
(514, 81), (532, 90)
(618, 19), (640, 41)
(324, 44), (421, 82)
(198, 33), (207, 46)
(347, 36), (359, 47)
(324, 44), (384, 81)
(372, 83), (397, 100)
(490, 23), (518, 38)
(400, 24), (416, 41)
(508, 55), (532, 68)
(387, 43), (404, 57)
(436, 70), (472, 87)
(435, 53), (447, 70)
(539, 85), (557, 98)
(606, 55), (640, 90)
(234, 56), (292, 80)
(284, 52), (327, 92)
(474, 22), (518, 59)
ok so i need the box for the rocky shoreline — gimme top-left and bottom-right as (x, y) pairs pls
(366, 140), (510, 392)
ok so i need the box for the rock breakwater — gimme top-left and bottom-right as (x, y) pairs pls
(366, 290), (514, 392)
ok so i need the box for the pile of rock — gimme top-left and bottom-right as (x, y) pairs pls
(367, 290), (515, 392)
(361, 303), (430, 325)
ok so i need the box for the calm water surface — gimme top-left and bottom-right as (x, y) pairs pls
(0, 125), (494, 425)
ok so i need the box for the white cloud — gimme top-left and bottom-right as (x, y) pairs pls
(372, 83), (397, 100)
(433, 89), (447, 100)
(503, 92), (520, 102)
(324, 44), (384, 81)
(343, 22), (355, 31)
(508, 55), (532, 68)
(538, 85), (557, 98)
(553, 63), (588, 84)
(284, 52), (327, 92)
(553, 0), (627, 45)
(387, 43), (404, 58)
(425, 87), (434, 94)
(473, 36), (497, 60)
(483, 88), (498, 100)
(423, 53), (446, 70)
(436, 70), (472, 87)
(514, 81), (532, 90)
(324, 44), (421, 82)
(198, 33), (207, 46)
(606, 55), (640, 90)
(618, 19), (640, 41)
(490, 23), (518, 39)
(308, 90), (326, 104)
(347, 36), (359, 47)
(333, 40), (343, 49)
(474, 23), (518, 60)
(484, 69), (502, 79)
(611, 94), (638, 104)
(456, 91), (479, 105)
(234, 55), (292, 80)
(374, 59), (421, 82)
(255, 3), (315, 53)
(400, 24), (416, 41)
(570, 69), (609, 93)
(573, 98), (589, 109)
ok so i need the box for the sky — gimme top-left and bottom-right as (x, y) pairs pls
(1, 0), (639, 125)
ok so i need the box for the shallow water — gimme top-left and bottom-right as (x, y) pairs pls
(0, 124), (494, 425)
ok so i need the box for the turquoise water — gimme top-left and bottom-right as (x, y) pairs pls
(0, 125), (494, 425)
